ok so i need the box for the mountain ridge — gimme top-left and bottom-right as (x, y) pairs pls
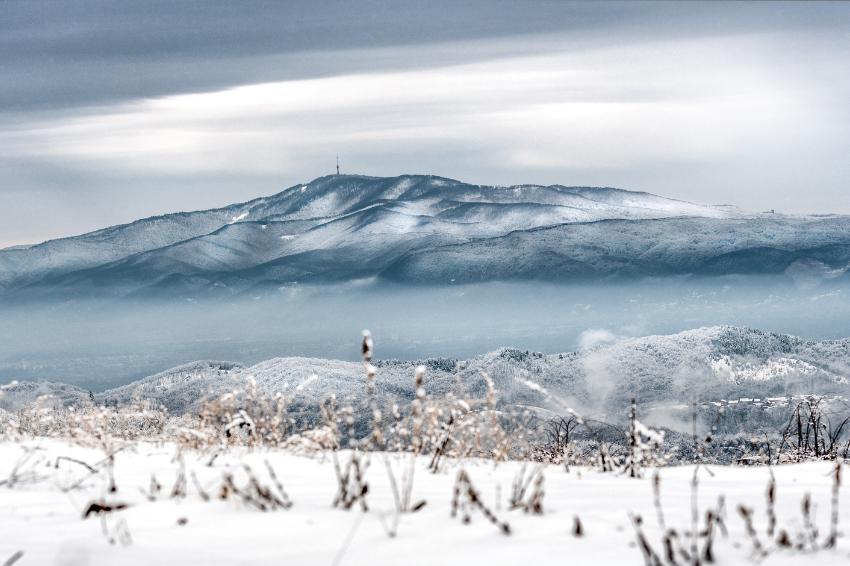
(3, 174), (848, 299)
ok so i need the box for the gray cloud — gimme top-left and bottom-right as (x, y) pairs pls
(4, 1), (847, 112)
(0, 0), (629, 111)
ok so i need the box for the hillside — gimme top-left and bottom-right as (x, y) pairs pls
(384, 216), (850, 283)
(5, 327), (844, 421)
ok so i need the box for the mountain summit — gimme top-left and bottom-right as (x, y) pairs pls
(1, 174), (848, 299)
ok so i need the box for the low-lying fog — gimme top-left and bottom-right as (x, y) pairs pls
(2, 276), (849, 391)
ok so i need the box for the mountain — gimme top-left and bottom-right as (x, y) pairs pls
(2, 174), (849, 299)
(5, 327), (847, 422)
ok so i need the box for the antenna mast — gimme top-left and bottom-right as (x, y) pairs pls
(336, 154), (340, 176)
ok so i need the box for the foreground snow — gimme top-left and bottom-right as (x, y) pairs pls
(0, 440), (847, 565)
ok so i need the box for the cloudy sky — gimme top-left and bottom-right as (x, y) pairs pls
(2, 1), (850, 247)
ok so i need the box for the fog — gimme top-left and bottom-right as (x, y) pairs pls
(1, 276), (849, 391)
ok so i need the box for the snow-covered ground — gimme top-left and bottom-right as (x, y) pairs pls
(1, 440), (847, 565)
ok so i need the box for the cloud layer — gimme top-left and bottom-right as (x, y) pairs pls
(2, 2), (850, 247)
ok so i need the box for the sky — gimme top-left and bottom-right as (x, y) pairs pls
(2, 1), (850, 248)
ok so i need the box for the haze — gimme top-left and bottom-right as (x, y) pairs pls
(3, 277), (850, 390)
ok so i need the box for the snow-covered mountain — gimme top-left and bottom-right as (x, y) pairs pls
(6, 327), (847, 419)
(7, 174), (845, 299)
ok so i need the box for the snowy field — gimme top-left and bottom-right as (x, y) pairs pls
(1, 440), (847, 566)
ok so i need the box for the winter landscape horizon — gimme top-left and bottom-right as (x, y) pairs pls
(3, 2), (850, 565)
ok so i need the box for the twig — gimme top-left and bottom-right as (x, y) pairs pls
(264, 460), (293, 508)
(330, 511), (366, 566)
(737, 505), (767, 559)
(451, 469), (510, 534)
(54, 456), (97, 473)
(82, 500), (129, 518)
(825, 460), (842, 548)
(629, 513), (662, 566)
(2, 551), (24, 566)
(652, 469), (666, 530)
(190, 470), (210, 502)
(61, 446), (129, 492)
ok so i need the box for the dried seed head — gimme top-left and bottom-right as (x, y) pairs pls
(361, 330), (373, 362)
(573, 516), (584, 537)
(414, 365), (426, 388)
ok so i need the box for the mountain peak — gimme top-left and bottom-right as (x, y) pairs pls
(3, 173), (847, 299)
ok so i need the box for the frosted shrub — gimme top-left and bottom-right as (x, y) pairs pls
(3, 396), (168, 444)
(196, 372), (319, 449)
(777, 395), (850, 462)
(624, 398), (666, 478)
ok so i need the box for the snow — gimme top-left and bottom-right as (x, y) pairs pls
(380, 177), (414, 200)
(229, 212), (249, 223)
(0, 439), (846, 565)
